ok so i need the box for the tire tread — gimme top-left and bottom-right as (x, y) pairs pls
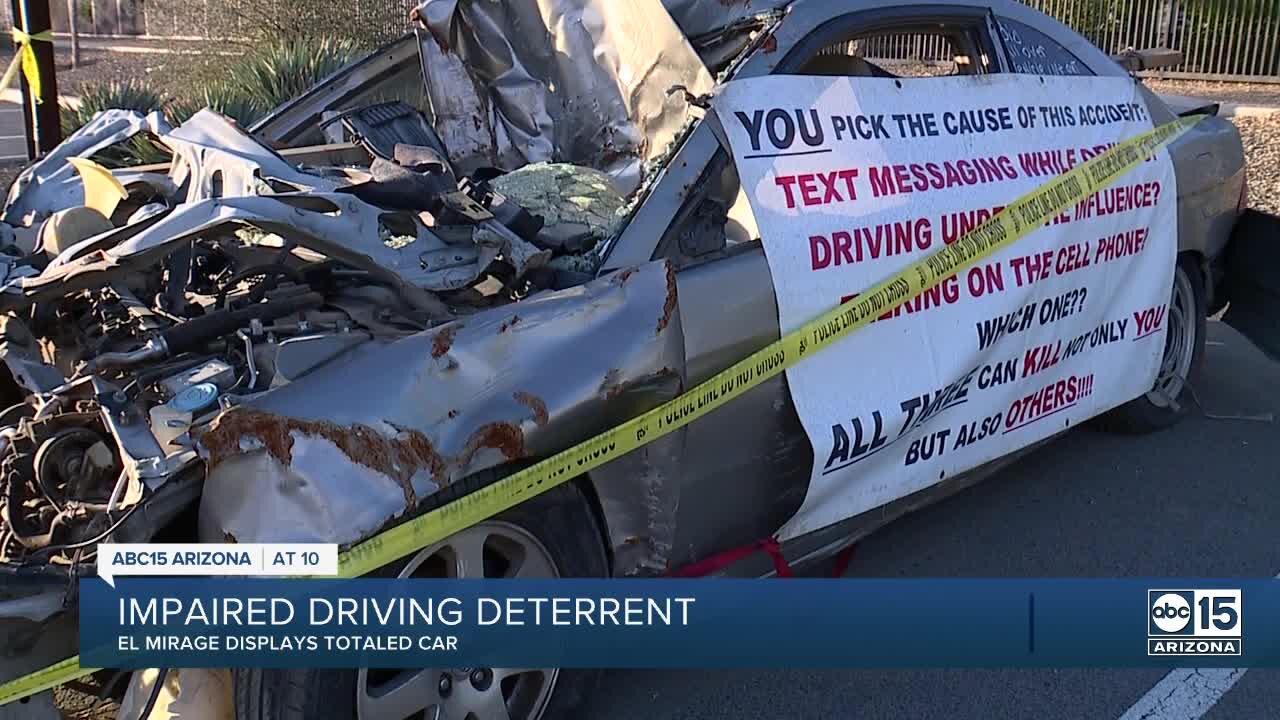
(1097, 256), (1207, 434)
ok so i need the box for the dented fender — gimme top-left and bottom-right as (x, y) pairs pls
(196, 259), (686, 575)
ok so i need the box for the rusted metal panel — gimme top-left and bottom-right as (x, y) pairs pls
(196, 259), (688, 576)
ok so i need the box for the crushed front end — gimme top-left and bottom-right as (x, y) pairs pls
(0, 105), (638, 605)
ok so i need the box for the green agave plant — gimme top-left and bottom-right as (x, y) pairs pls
(225, 36), (362, 111)
(60, 78), (171, 167)
(166, 82), (265, 128)
(64, 35), (363, 166)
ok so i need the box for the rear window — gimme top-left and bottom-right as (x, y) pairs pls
(995, 18), (1093, 76)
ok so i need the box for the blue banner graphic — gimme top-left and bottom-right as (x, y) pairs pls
(79, 578), (1280, 668)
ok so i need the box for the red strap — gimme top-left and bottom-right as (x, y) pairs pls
(759, 537), (794, 578)
(666, 537), (794, 578)
(830, 543), (857, 578)
(665, 538), (857, 579)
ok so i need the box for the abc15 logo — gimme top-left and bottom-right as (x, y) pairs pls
(1148, 589), (1242, 637)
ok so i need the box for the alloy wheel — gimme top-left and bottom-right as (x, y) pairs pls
(1148, 267), (1197, 408)
(356, 522), (560, 720)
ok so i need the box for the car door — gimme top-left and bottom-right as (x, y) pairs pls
(654, 8), (1005, 567)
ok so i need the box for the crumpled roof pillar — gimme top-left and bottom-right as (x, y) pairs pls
(414, 0), (715, 193)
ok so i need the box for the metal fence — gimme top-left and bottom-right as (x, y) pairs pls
(824, 0), (1280, 82)
(7, 0), (1279, 82)
(136, 0), (418, 42)
(1026, 0), (1280, 81)
(0, 0), (417, 42)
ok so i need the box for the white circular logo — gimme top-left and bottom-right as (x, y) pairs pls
(1151, 593), (1191, 633)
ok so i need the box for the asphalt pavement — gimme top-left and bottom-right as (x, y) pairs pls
(582, 319), (1280, 720)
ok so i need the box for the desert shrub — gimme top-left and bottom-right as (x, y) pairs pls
(66, 33), (362, 146)
(60, 78), (165, 134)
(59, 79), (171, 167)
(166, 81), (264, 127)
(223, 36), (362, 111)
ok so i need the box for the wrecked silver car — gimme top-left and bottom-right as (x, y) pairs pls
(0, 0), (1258, 717)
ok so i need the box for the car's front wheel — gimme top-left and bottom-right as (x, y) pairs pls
(234, 480), (608, 720)
(1099, 254), (1206, 433)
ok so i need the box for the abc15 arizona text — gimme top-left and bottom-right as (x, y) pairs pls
(1148, 589), (1242, 656)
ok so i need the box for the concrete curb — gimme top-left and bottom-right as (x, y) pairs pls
(1159, 93), (1278, 119)
(48, 34), (243, 57)
(1220, 103), (1280, 119)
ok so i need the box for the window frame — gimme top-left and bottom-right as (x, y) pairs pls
(775, 6), (1004, 77)
(596, 0), (1128, 274)
(647, 7), (1008, 269)
(800, 23), (986, 79)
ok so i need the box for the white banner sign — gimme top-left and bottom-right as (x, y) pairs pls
(712, 75), (1176, 540)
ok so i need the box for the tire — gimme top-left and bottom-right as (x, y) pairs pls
(1098, 254), (1206, 433)
(234, 477), (608, 720)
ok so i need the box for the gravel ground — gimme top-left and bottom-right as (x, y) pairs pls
(1146, 78), (1280, 216)
(1232, 113), (1280, 214)
(53, 679), (120, 720)
(32, 46), (162, 96)
(1143, 78), (1280, 107)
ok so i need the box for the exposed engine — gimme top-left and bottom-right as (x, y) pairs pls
(0, 104), (624, 580)
(0, 231), (431, 568)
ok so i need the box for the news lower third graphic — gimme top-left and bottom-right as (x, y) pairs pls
(97, 543), (338, 586)
(1148, 589), (1243, 656)
(74, 551), (1280, 669)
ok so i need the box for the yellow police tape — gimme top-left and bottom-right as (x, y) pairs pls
(0, 113), (1203, 706)
(0, 28), (53, 101)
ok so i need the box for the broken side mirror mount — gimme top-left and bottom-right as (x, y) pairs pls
(1112, 48), (1184, 73)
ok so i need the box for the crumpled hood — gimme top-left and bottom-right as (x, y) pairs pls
(197, 258), (686, 573)
(0, 110), (550, 302)
(2, 110), (173, 227)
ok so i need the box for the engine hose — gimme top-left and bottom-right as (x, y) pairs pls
(159, 292), (323, 356)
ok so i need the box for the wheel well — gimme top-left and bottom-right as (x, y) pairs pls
(1178, 249), (1213, 310)
(572, 475), (615, 575)
(1179, 248), (1206, 275)
(430, 460), (615, 575)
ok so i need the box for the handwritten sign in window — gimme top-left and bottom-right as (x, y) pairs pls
(996, 18), (1093, 77)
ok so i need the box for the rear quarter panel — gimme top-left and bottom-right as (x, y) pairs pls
(1167, 120), (1244, 264)
(1138, 84), (1245, 278)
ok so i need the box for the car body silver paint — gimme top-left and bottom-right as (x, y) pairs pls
(163, 108), (340, 203)
(408, 0), (714, 191)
